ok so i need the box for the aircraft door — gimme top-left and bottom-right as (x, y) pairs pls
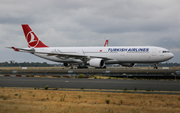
(152, 48), (157, 56)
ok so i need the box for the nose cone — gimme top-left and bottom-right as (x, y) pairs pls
(168, 53), (174, 60)
(163, 53), (174, 61)
(170, 53), (174, 59)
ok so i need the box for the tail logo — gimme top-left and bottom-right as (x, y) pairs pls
(26, 31), (39, 48)
(104, 39), (108, 47)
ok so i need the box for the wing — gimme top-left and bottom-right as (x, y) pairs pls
(36, 51), (113, 61)
(7, 47), (113, 61)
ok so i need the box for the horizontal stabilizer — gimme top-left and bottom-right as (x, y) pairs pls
(12, 47), (20, 51)
(7, 47), (35, 53)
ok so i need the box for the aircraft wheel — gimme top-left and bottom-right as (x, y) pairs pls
(154, 63), (158, 69)
(77, 66), (88, 69)
(154, 66), (158, 69)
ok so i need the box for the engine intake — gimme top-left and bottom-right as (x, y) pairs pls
(63, 63), (70, 67)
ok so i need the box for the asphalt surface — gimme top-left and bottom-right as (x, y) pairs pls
(1, 69), (179, 76)
(0, 77), (180, 91)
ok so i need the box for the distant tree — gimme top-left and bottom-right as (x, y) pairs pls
(0, 62), (52, 67)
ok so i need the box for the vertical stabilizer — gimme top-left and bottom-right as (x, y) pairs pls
(104, 38), (109, 47)
(22, 24), (48, 48)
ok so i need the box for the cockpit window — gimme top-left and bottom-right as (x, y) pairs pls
(162, 51), (170, 53)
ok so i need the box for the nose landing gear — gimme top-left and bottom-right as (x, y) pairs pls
(154, 63), (158, 69)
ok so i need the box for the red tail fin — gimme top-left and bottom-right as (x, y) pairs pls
(104, 38), (109, 47)
(22, 24), (48, 48)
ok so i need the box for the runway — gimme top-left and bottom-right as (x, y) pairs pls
(1, 69), (180, 75)
(0, 77), (180, 91)
(1, 69), (180, 79)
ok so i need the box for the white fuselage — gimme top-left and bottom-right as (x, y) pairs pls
(32, 46), (174, 64)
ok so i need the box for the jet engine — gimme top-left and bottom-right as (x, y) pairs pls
(89, 58), (105, 67)
(63, 63), (70, 67)
(120, 63), (135, 67)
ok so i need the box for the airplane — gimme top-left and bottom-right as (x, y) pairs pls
(8, 24), (174, 69)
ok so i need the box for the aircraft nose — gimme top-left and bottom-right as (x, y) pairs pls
(170, 53), (174, 59)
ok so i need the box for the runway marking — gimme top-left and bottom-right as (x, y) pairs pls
(0, 78), (180, 85)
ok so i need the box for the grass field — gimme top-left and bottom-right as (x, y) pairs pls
(0, 88), (180, 113)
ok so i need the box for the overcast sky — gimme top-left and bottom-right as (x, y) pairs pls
(0, 0), (180, 63)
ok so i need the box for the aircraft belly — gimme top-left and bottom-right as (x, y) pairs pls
(105, 60), (119, 64)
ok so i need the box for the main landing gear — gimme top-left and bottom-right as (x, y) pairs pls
(77, 65), (88, 69)
(70, 64), (73, 69)
(95, 66), (106, 69)
(154, 63), (158, 69)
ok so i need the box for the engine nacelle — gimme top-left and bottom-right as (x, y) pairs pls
(120, 63), (135, 67)
(89, 58), (105, 67)
(63, 63), (70, 67)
